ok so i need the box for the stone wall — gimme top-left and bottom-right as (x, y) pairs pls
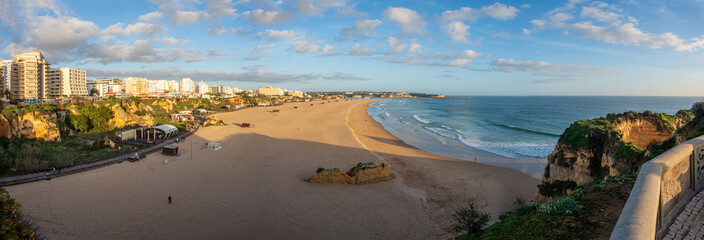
(611, 136), (704, 240)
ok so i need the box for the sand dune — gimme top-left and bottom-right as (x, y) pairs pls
(6, 99), (538, 239)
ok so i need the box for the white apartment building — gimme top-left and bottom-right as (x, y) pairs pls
(180, 78), (194, 93)
(256, 86), (284, 96)
(195, 81), (209, 95)
(90, 78), (122, 96)
(285, 90), (305, 98)
(0, 60), (11, 97)
(47, 67), (87, 98)
(210, 85), (234, 95)
(123, 77), (149, 95)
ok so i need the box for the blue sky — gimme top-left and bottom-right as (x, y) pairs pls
(0, 0), (703, 96)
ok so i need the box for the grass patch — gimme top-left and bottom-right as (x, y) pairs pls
(465, 173), (636, 240)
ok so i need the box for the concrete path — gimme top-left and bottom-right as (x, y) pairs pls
(0, 129), (197, 186)
(663, 190), (704, 240)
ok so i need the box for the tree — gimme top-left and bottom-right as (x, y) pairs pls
(452, 202), (490, 237)
(89, 88), (99, 96)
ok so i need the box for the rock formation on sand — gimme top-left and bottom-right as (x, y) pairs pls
(536, 104), (704, 202)
(307, 162), (395, 184)
(93, 136), (116, 149)
(202, 115), (226, 127)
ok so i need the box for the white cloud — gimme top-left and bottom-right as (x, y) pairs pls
(580, 7), (620, 24)
(138, 11), (165, 22)
(254, 44), (274, 53)
(530, 19), (547, 28)
(161, 37), (186, 45)
(260, 29), (298, 41)
(462, 50), (481, 59)
(296, 0), (348, 16)
(448, 58), (470, 67)
(491, 58), (559, 72)
(520, 4), (531, 9)
(291, 40), (320, 53)
(86, 67), (368, 83)
(387, 37), (407, 53)
(441, 3), (519, 22)
(102, 22), (163, 36)
(205, 0), (237, 19)
(440, 7), (481, 22)
(444, 21), (470, 44)
(481, 3), (519, 20)
(152, 0), (183, 15)
(384, 7), (426, 35)
(241, 9), (291, 26)
(350, 43), (372, 55)
(522, 28), (531, 35)
(207, 26), (248, 35)
(549, 12), (573, 23)
(339, 19), (382, 40)
(408, 39), (422, 53)
(169, 11), (210, 25)
(322, 44), (335, 53)
(490, 58), (614, 82)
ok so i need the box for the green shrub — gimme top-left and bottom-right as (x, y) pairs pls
(452, 202), (490, 237)
(0, 188), (38, 239)
(538, 180), (577, 197)
(538, 197), (582, 216)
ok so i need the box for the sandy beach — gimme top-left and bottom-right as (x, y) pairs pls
(6, 99), (539, 239)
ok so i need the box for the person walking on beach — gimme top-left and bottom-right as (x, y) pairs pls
(168, 196), (172, 204)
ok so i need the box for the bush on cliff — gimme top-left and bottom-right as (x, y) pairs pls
(452, 202), (490, 238)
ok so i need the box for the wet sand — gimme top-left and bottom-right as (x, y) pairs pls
(6, 99), (539, 239)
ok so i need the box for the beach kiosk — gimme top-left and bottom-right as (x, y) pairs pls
(162, 145), (179, 156)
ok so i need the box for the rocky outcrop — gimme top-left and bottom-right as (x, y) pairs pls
(93, 136), (116, 149)
(0, 115), (9, 138)
(307, 162), (395, 184)
(1, 109), (61, 141)
(536, 109), (696, 202)
(103, 102), (155, 128)
(202, 115), (226, 127)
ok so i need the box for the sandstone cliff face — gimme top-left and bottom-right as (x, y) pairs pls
(0, 115), (9, 139)
(307, 162), (395, 184)
(105, 102), (155, 128)
(1, 110), (61, 141)
(536, 110), (695, 202)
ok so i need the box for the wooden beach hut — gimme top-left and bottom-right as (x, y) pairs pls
(162, 145), (179, 156)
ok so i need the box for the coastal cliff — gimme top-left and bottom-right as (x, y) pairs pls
(536, 107), (700, 201)
(0, 107), (61, 141)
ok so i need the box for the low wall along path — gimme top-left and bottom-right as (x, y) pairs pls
(611, 136), (704, 240)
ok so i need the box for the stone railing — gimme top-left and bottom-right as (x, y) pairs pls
(611, 136), (704, 240)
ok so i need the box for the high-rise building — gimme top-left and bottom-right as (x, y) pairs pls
(47, 67), (87, 98)
(0, 60), (12, 97)
(123, 77), (149, 96)
(7, 52), (52, 101)
(180, 78), (194, 93)
(195, 81), (209, 95)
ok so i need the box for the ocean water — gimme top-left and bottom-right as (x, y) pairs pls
(368, 96), (704, 178)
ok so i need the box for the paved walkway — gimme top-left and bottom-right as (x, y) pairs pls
(663, 190), (704, 240)
(0, 128), (198, 186)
